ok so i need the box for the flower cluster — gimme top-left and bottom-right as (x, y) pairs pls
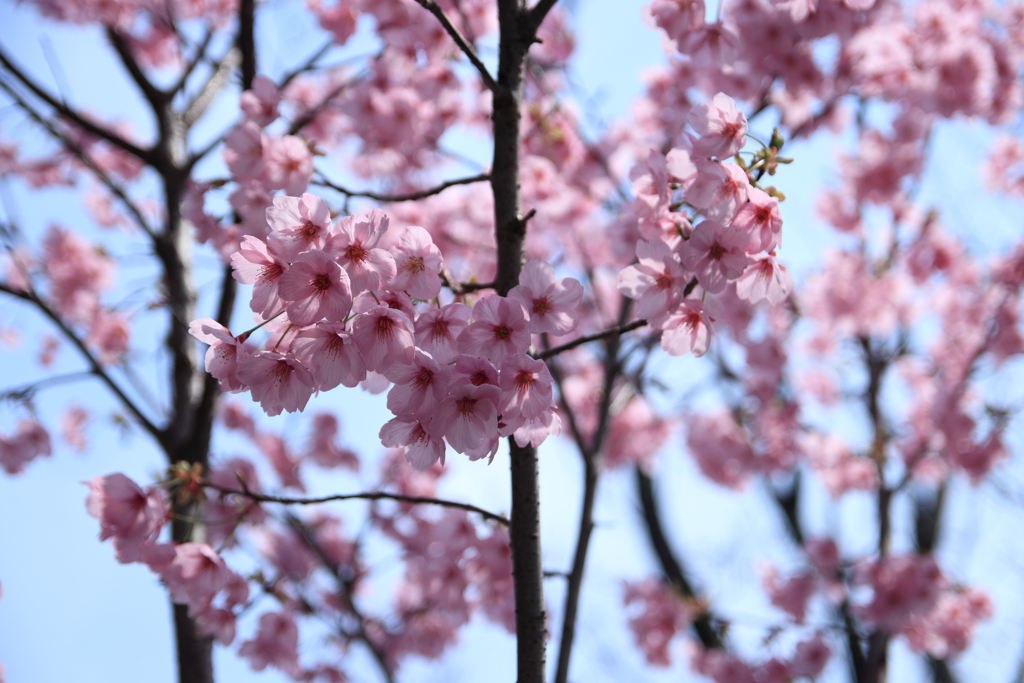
(191, 200), (583, 469)
(617, 93), (792, 358)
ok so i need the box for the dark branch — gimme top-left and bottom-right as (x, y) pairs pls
(205, 483), (509, 526)
(238, 0), (257, 90)
(0, 282), (163, 441)
(278, 40), (335, 90)
(106, 28), (168, 107)
(315, 172), (491, 203)
(412, 0), (499, 93)
(635, 466), (724, 649)
(525, 0), (561, 35)
(0, 49), (155, 164)
(170, 25), (215, 96)
(536, 319), (647, 361)
(0, 80), (156, 238)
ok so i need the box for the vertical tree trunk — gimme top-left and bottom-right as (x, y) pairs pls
(492, 1), (546, 681)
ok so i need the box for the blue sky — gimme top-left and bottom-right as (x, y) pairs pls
(2, 0), (1024, 682)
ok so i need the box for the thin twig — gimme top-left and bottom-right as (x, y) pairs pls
(184, 47), (241, 126)
(536, 319), (647, 361)
(106, 28), (168, 107)
(205, 483), (509, 526)
(0, 80), (157, 238)
(0, 282), (163, 440)
(412, 0), (499, 93)
(0, 48), (155, 164)
(315, 172), (491, 203)
(170, 25), (215, 96)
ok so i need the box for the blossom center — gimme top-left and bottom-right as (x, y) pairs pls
(708, 242), (725, 260)
(514, 370), (536, 393)
(492, 324), (513, 341)
(455, 396), (478, 416)
(404, 255), (426, 274)
(533, 297), (552, 315)
(346, 244), (368, 263)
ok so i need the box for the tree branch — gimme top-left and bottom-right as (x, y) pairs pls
(0, 80), (157, 238)
(285, 515), (395, 683)
(170, 25), (215, 97)
(0, 282), (163, 441)
(524, 0), (561, 35)
(536, 319), (647, 361)
(314, 172), (491, 203)
(106, 28), (168, 107)
(204, 483), (509, 526)
(183, 47), (241, 127)
(412, 0), (499, 93)
(0, 49), (155, 164)
(635, 466), (724, 649)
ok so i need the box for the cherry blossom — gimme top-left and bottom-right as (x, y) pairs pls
(509, 260), (584, 335)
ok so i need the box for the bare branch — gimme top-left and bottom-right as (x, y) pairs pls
(1, 371), (96, 402)
(170, 25), (215, 97)
(238, 0), (257, 90)
(0, 282), (163, 441)
(184, 47), (241, 127)
(635, 466), (725, 649)
(106, 28), (168, 107)
(314, 172), (491, 203)
(285, 515), (396, 683)
(0, 80), (157, 239)
(0, 48), (155, 164)
(412, 0), (499, 93)
(525, 0), (561, 35)
(205, 483), (509, 526)
(286, 71), (364, 136)
(536, 319), (647, 361)
(278, 40), (335, 90)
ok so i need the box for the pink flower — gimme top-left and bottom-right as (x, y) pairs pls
(325, 209), (397, 292)
(732, 186), (782, 252)
(509, 260), (584, 335)
(458, 296), (531, 365)
(223, 121), (264, 180)
(432, 382), (501, 455)
(623, 578), (690, 667)
(87, 310), (130, 364)
(679, 221), (749, 293)
(240, 75), (280, 127)
(685, 160), (748, 220)
(414, 303), (471, 363)
(498, 353), (554, 421)
(277, 249), (353, 326)
(266, 193), (332, 262)
(85, 473), (168, 563)
(61, 406), (88, 451)
(162, 543), (235, 616)
(189, 318), (248, 393)
(617, 238), (689, 321)
(351, 306), (416, 376)
(762, 567), (816, 622)
(389, 225), (443, 300)
(380, 416), (446, 471)
(387, 349), (451, 418)
(239, 611), (301, 675)
(790, 634), (831, 678)
(290, 323), (367, 390)
(509, 407), (561, 448)
(685, 410), (756, 489)
(660, 300), (713, 357)
(735, 252), (793, 307)
(262, 135), (313, 195)
(231, 236), (287, 318)
(236, 351), (316, 416)
(0, 420), (51, 475)
(688, 93), (748, 159)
